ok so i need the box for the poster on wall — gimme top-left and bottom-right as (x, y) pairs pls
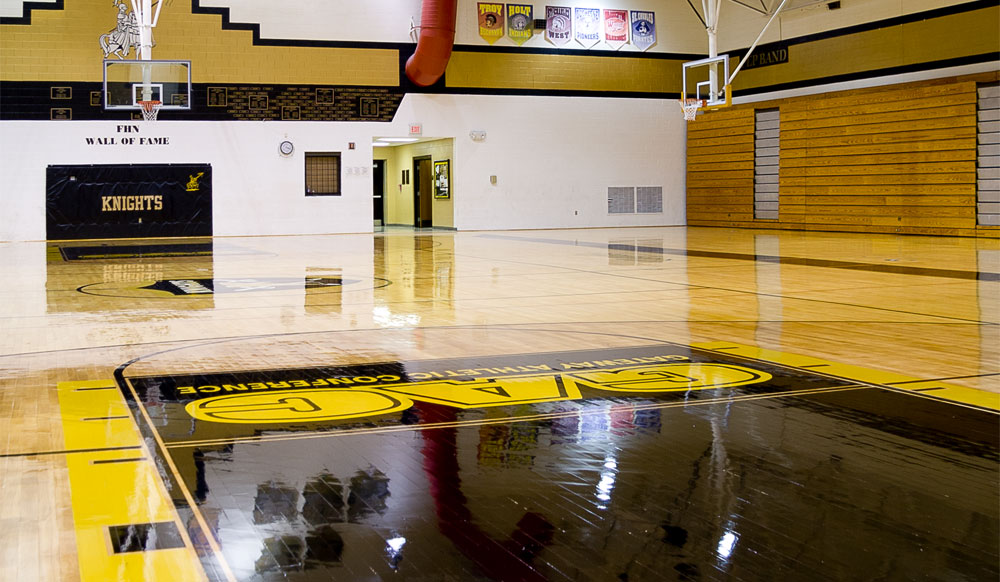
(478, 3), (505, 44)
(603, 9), (629, 49)
(545, 6), (572, 46)
(507, 4), (533, 45)
(574, 7), (601, 48)
(434, 160), (450, 199)
(630, 10), (656, 51)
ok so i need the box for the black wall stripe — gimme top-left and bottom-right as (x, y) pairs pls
(0, 0), (64, 25)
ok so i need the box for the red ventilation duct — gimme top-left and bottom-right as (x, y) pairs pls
(405, 0), (458, 87)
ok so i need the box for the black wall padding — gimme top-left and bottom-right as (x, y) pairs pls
(46, 163), (212, 240)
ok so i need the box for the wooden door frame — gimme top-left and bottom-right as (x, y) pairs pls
(413, 155), (433, 228)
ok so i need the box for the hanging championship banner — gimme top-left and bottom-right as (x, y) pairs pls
(574, 7), (600, 48)
(507, 4), (533, 45)
(630, 10), (656, 51)
(603, 9), (628, 49)
(478, 3), (504, 44)
(545, 6), (572, 46)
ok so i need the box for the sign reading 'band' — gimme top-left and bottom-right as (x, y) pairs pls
(46, 163), (212, 240)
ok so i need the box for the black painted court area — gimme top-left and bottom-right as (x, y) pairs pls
(121, 346), (999, 581)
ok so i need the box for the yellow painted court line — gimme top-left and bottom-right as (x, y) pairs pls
(121, 377), (239, 582)
(57, 380), (208, 582)
(691, 342), (1000, 412)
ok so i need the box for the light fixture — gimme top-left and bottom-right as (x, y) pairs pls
(373, 142), (392, 147)
(379, 137), (420, 143)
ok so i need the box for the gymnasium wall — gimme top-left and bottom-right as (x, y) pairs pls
(687, 71), (1000, 237)
(1, 0), (997, 241)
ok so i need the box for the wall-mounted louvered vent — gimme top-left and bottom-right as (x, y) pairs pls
(754, 108), (780, 220)
(608, 187), (662, 214)
(978, 82), (999, 226)
(636, 187), (663, 213)
(608, 187), (635, 214)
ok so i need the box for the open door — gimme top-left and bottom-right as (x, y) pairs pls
(413, 156), (433, 228)
(372, 159), (385, 227)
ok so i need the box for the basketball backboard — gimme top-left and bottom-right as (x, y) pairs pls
(104, 60), (191, 110)
(681, 54), (732, 109)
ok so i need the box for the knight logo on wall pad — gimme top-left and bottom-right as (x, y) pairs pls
(46, 163), (212, 240)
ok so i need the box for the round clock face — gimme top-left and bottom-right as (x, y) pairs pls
(279, 140), (294, 156)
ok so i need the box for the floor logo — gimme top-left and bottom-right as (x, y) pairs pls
(171, 360), (772, 424)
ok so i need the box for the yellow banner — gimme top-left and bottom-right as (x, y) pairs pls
(478, 3), (505, 44)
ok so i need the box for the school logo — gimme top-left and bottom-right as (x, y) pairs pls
(545, 6), (572, 45)
(630, 10), (656, 51)
(574, 7), (600, 48)
(186, 172), (204, 192)
(507, 3), (533, 45)
(100, 0), (147, 59)
(178, 360), (772, 424)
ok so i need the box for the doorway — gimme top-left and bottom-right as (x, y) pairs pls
(372, 159), (385, 227)
(413, 155), (433, 228)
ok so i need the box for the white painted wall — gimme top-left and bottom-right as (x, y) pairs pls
(0, 121), (379, 240)
(0, 93), (686, 241)
(391, 94), (686, 230)
(716, 0), (974, 53)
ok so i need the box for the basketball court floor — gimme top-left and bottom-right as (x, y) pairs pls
(2, 226), (998, 581)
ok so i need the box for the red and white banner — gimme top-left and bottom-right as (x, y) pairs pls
(603, 9), (628, 50)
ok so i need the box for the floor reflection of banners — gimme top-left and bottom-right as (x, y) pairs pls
(574, 7), (600, 48)
(545, 5), (572, 45)
(478, 2), (505, 44)
(630, 10), (656, 51)
(507, 3), (533, 45)
(603, 9), (628, 49)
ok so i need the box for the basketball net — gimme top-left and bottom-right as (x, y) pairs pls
(680, 98), (703, 121)
(138, 100), (161, 122)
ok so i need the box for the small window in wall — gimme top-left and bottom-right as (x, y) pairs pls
(305, 152), (341, 196)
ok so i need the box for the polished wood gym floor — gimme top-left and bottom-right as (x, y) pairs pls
(1, 226), (997, 581)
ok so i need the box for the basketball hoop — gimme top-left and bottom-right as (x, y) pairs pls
(680, 98), (704, 121)
(137, 100), (161, 122)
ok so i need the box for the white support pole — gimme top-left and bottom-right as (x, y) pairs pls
(728, 0), (790, 86)
(139, 0), (153, 61)
(130, 0), (154, 102)
(705, 0), (722, 101)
